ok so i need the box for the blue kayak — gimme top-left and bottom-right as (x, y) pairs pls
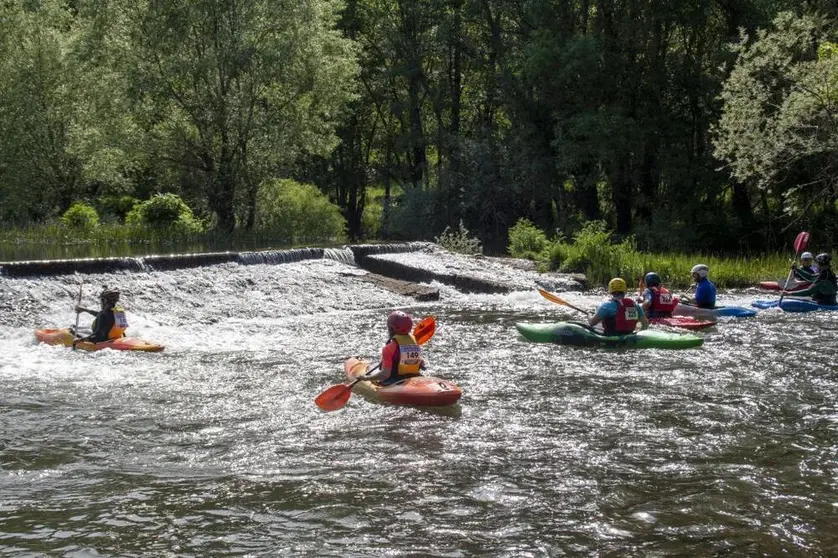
(752, 299), (838, 313)
(674, 303), (757, 319)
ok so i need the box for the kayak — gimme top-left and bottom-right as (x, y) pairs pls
(759, 277), (811, 292)
(344, 357), (462, 407)
(672, 303), (757, 319)
(752, 299), (838, 313)
(648, 316), (716, 330)
(515, 321), (703, 349)
(34, 328), (165, 353)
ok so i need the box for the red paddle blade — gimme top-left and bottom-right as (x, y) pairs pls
(794, 231), (810, 254)
(314, 384), (352, 412)
(413, 316), (436, 344)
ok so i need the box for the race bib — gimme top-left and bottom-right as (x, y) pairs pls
(659, 293), (673, 304)
(399, 344), (421, 365)
(114, 310), (129, 328)
(624, 307), (639, 320)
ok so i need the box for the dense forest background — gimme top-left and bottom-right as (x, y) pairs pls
(1, 0), (837, 254)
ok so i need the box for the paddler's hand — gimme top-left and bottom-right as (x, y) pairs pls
(74, 305), (84, 314)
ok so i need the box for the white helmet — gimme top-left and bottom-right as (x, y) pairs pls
(800, 252), (814, 261)
(690, 264), (709, 278)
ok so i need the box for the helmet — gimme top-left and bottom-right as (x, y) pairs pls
(387, 311), (413, 334)
(100, 288), (120, 305)
(690, 264), (709, 278)
(644, 272), (661, 287)
(607, 278), (627, 294)
(800, 251), (814, 261)
(815, 253), (831, 266)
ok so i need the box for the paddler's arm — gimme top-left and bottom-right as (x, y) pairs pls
(75, 305), (98, 316)
(588, 301), (613, 328)
(363, 342), (397, 381)
(637, 306), (649, 330)
(784, 282), (818, 298)
(792, 266), (815, 282)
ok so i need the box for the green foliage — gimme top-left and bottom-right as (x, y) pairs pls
(507, 218), (549, 260)
(361, 202), (382, 240)
(255, 179), (346, 243)
(435, 220), (482, 255)
(714, 12), (838, 218)
(61, 203), (100, 233)
(126, 193), (204, 233)
(548, 221), (644, 286)
(384, 187), (439, 240)
(96, 195), (138, 221)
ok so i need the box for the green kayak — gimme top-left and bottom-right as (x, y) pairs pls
(515, 321), (704, 349)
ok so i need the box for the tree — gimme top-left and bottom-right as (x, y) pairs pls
(714, 12), (838, 227)
(110, 0), (358, 232)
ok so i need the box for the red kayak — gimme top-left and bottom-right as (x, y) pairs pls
(759, 278), (810, 292)
(35, 328), (164, 352)
(344, 357), (461, 407)
(648, 316), (715, 330)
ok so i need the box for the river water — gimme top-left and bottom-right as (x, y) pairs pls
(1, 256), (837, 556)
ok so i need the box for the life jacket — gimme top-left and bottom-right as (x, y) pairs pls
(603, 298), (639, 335)
(386, 333), (422, 379)
(108, 306), (128, 339)
(647, 286), (677, 317)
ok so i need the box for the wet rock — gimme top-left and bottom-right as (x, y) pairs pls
(356, 245), (585, 294)
(339, 271), (439, 301)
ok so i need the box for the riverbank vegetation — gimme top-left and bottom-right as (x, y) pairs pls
(1, 2), (837, 258)
(508, 219), (791, 289)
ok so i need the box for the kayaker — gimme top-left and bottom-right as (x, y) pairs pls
(362, 311), (427, 385)
(793, 251), (818, 280)
(590, 278), (649, 335)
(74, 288), (129, 343)
(679, 264), (716, 308)
(638, 272), (678, 318)
(785, 253), (837, 305)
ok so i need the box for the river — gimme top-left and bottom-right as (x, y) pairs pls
(1, 254), (836, 555)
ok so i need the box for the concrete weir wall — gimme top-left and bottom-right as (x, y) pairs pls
(0, 242), (571, 296)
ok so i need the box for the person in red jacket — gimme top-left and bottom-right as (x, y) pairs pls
(590, 278), (649, 335)
(638, 272), (678, 318)
(362, 311), (427, 385)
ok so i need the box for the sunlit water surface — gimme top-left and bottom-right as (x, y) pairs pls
(1, 259), (837, 556)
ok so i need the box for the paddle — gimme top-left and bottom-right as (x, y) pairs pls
(779, 231), (810, 306)
(537, 288), (590, 317)
(72, 279), (83, 350)
(315, 316), (436, 412)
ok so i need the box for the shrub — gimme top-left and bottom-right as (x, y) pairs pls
(362, 201), (382, 239)
(548, 221), (644, 287)
(383, 187), (438, 240)
(255, 178), (346, 242)
(435, 220), (482, 255)
(507, 218), (548, 260)
(126, 193), (204, 234)
(61, 203), (99, 234)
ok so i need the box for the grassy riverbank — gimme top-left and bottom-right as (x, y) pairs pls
(508, 220), (802, 289)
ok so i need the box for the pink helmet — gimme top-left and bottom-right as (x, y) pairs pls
(387, 311), (413, 334)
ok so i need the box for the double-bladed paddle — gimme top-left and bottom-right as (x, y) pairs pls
(72, 277), (83, 351)
(537, 288), (590, 317)
(315, 316), (436, 412)
(779, 231), (810, 306)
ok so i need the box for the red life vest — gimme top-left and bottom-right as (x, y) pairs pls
(648, 286), (677, 317)
(604, 298), (639, 335)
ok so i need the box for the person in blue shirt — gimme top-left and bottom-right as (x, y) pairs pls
(589, 277), (649, 335)
(679, 264), (716, 308)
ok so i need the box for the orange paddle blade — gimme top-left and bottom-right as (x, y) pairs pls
(314, 383), (353, 411)
(537, 288), (588, 316)
(413, 316), (436, 344)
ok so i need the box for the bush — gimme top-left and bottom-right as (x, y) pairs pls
(96, 195), (139, 221)
(507, 218), (548, 260)
(548, 221), (644, 287)
(435, 220), (482, 255)
(255, 178), (346, 243)
(362, 201), (382, 239)
(126, 193), (204, 233)
(61, 203), (99, 234)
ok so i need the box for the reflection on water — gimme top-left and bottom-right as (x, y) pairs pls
(1, 261), (837, 555)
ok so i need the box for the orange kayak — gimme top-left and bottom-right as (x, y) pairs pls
(34, 328), (164, 353)
(344, 357), (461, 407)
